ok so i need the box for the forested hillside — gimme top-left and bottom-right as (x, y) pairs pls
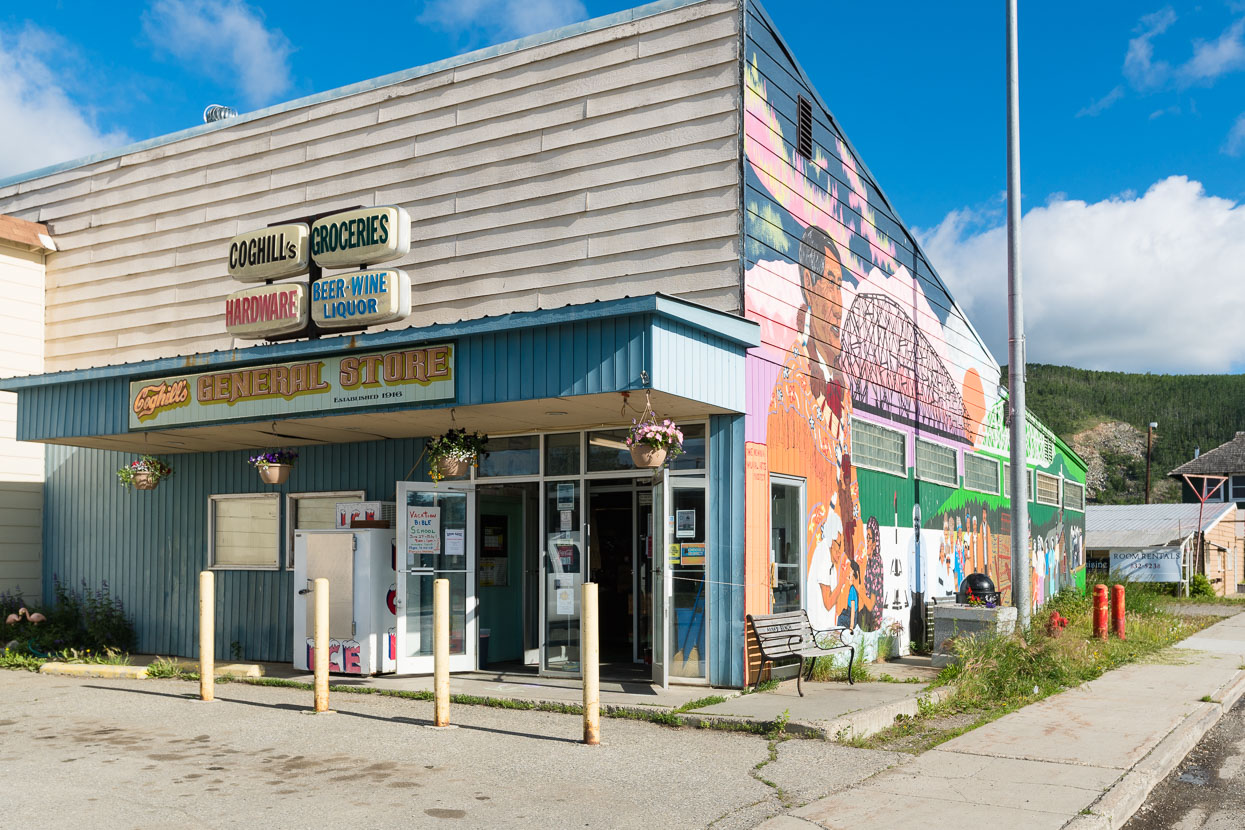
(1001, 365), (1245, 504)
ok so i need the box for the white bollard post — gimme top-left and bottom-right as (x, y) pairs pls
(199, 571), (214, 702)
(314, 577), (330, 713)
(434, 578), (450, 727)
(582, 582), (600, 745)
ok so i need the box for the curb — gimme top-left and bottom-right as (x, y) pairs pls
(40, 662), (148, 680)
(815, 686), (954, 742)
(171, 660), (265, 679)
(1063, 667), (1245, 830)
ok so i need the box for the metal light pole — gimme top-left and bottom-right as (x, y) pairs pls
(1145, 422), (1157, 504)
(1006, 0), (1031, 630)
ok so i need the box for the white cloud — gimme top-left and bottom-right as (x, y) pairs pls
(0, 26), (130, 180)
(1124, 7), (1177, 89)
(417, 0), (588, 44)
(916, 177), (1245, 373)
(1178, 17), (1245, 85)
(1077, 85), (1124, 118)
(143, 0), (292, 109)
(1225, 113), (1245, 155)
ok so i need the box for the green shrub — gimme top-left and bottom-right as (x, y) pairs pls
(0, 579), (135, 657)
(1189, 573), (1215, 599)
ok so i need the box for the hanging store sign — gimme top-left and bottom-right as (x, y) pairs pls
(128, 344), (454, 429)
(311, 269), (411, 329)
(310, 206), (411, 269)
(225, 283), (309, 339)
(226, 223), (310, 282)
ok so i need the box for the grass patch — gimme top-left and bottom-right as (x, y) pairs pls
(807, 649), (872, 683)
(674, 695), (728, 713)
(0, 647), (45, 671)
(848, 585), (1219, 752)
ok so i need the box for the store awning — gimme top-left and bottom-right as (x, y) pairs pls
(0, 293), (758, 453)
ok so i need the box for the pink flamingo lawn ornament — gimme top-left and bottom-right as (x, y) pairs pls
(5, 608), (45, 625)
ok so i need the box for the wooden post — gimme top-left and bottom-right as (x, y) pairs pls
(314, 577), (330, 713)
(582, 582), (600, 745)
(434, 577), (450, 727)
(199, 571), (214, 702)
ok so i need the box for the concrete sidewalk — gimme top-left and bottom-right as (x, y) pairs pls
(115, 653), (939, 737)
(759, 610), (1245, 830)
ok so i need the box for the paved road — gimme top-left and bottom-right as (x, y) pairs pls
(1123, 695), (1245, 830)
(0, 671), (901, 830)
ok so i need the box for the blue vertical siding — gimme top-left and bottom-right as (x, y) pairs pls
(44, 438), (434, 661)
(708, 413), (745, 688)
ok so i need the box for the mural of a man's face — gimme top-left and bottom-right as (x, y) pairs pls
(800, 231), (843, 362)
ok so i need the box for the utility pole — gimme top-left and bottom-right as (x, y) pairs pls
(1145, 422), (1157, 504)
(1006, 0), (1031, 630)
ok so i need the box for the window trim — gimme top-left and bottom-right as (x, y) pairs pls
(1229, 475), (1245, 502)
(964, 453), (1001, 495)
(208, 493), (281, 571)
(1035, 471), (1061, 507)
(851, 419), (907, 477)
(914, 437), (958, 487)
(285, 490), (365, 569)
(1062, 479), (1085, 512)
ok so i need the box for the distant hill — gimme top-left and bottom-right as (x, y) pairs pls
(1000, 364), (1245, 504)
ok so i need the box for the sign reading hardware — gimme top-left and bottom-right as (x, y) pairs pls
(226, 223), (310, 282)
(312, 269), (411, 329)
(225, 283), (308, 339)
(128, 344), (454, 429)
(311, 206), (411, 269)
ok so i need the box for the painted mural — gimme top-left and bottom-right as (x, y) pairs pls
(741, 2), (1086, 671)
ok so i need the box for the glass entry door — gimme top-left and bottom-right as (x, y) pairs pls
(395, 482), (476, 674)
(540, 480), (585, 676)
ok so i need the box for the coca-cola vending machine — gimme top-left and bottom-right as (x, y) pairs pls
(293, 528), (397, 675)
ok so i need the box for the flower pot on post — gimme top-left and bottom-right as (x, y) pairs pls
(249, 450), (299, 485)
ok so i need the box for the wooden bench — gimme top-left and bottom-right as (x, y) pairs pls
(746, 610), (855, 696)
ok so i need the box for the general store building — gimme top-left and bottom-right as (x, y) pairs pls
(0, 0), (1085, 687)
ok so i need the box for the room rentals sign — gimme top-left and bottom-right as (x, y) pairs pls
(128, 344), (453, 429)
(223, 205), (412, 340)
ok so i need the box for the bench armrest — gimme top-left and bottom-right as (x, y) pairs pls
(810, 626), (851, 649)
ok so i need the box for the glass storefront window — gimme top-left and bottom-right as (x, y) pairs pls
(544, 432), (581, 477)
(770, 479), (804, 613)
(543, 480), (581, 674)
(670, 423), (707, 471)
(586, 429), (634, 472)
(478, 435), (540, 477)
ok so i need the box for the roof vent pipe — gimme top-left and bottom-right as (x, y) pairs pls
(203, 105), (238, 123)
(1194, 446), (1201, 458)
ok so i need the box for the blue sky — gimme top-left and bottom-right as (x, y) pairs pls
(2, 1), (1244, 373)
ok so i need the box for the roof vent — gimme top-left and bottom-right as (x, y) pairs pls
(1194, 446), (1201, 458)
(203, 105), (238, 124)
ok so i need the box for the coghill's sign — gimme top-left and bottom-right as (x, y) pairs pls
(129, 344), (454, 429)
(226, 223), (310, 282)
(222, 206), (413, 341)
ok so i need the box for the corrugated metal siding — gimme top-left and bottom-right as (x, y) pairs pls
(43, 438), (432, 661)
(708, 413), (744, 687)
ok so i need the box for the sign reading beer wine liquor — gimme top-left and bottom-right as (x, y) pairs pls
(311, 269), (411, 329)
(128, 344), (454, 430)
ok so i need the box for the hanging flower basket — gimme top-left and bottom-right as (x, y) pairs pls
(249, 449), (298, 485)
(626, 415), (684, 469)
(427, 428), (488, 483)
(117, 455), (173, 490)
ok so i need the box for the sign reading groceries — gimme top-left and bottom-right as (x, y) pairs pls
(224, 205), (413, 340)
(129, 344), (454, 429)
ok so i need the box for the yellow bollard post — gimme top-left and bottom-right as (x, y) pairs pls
(582, 582), (600, 746)
(434, 578), (450, 727)
(314, 577), (330, 713)
(199, 571), (214, 702)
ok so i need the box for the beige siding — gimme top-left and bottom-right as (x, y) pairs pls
(0, 0), (742, 373)
(1205, 509), (1241, 596)
(0, 243), (44, 598)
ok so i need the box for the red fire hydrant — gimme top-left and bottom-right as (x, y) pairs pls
(1111, 584), (1126, 640)
(1093, 584), (1109, 640)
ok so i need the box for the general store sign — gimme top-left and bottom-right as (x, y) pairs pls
(226, 223), (310, 282)
(129, 344), (454, 430)
(311, 206), (411, 269)
(311, 269), (411, 329)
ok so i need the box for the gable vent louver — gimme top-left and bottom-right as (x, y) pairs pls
(797, 95), (813, 161)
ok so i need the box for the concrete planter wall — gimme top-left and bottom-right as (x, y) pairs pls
(931, 605), (1018, 668)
